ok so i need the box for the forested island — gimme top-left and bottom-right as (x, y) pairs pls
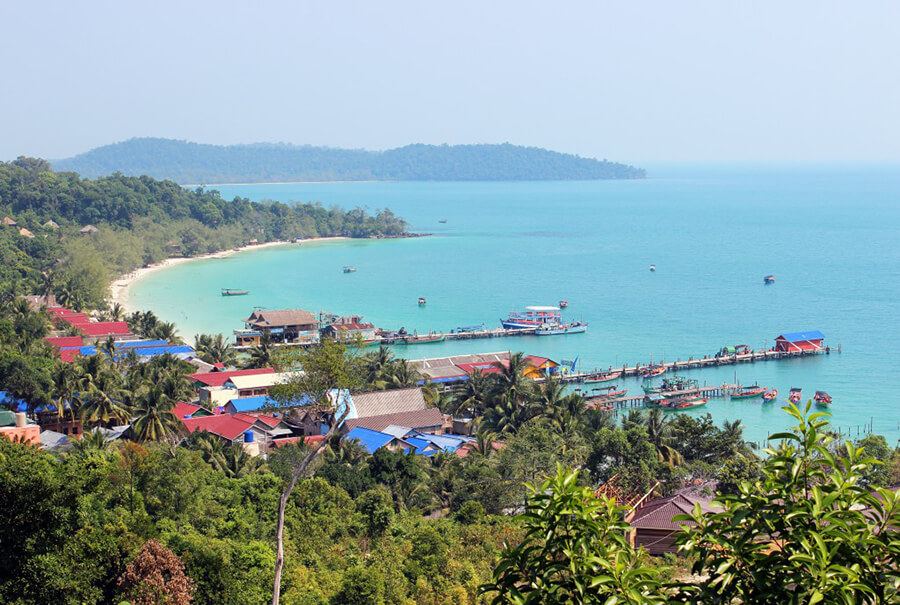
(51, 138), (646, 184)
(0, 157), (408, 309)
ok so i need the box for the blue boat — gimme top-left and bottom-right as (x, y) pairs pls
(501, 306), (561, 330)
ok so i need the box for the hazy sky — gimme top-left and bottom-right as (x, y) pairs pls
(2, 1), (898, 163)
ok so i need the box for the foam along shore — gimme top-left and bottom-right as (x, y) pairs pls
(108, 237), (349, 314)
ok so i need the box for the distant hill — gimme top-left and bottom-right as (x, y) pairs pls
(52, 138), (645, 184)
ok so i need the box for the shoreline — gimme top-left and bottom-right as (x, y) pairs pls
(108, 237), (349, 314)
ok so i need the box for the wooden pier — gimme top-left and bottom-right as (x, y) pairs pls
(583, 384), (739, 410)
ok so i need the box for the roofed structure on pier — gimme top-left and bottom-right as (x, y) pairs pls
(775, 330), (825, 352)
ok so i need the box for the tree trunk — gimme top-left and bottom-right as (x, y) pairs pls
(272, 410), (347, 605)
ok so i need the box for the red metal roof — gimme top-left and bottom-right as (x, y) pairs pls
(172, 401), (209, 419)
(182, 414), (255, 441)
(77, 321), (131, 336)
(188, 367), (276, 387)
(44, 336), (84, 349)
(58, 349), (81, 363)
(629, 484), (719, 530)
(455, 361), (505, 375)
(233, 412), (281, 428)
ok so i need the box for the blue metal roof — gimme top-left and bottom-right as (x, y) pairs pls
(228, 395), (275, 412)
(0, 391), (27, 412)
(404, 436), (436, 456)
(778, 330), (825, 342)
(134, 345), (194, 356)
(344, 427), (403, 454)
(115, 340), (168, 348)
(409, 433), (471, 452)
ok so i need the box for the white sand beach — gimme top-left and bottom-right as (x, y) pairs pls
(108, 237), (348, 314)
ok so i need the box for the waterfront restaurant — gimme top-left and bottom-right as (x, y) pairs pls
(774, 330), (825, 352)
(235, 309), (320, 346)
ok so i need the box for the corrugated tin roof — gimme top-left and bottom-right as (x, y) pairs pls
(44, 336), (84, 348)
(189, 367), (276, 387)
(777, 330), (825, 342)
(244, 309), (317, 327)
(343, 426), (409, 454)
(228, 395), (275, 412)
(77, 321), (131, 336)
(344, 407), (444, 433)
(630, 484), (720, 530)
(350, 387), (428, 419)
(182, 414), (257, 441)
(226, 372), (296, 390)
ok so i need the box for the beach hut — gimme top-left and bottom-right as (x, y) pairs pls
(79, 224), (99, 235)
(18, 227), (35, 238)
(2, 216), (17, 227)
(775, 331), (825, 352)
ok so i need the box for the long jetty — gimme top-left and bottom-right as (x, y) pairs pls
(583, 384), (738, 410)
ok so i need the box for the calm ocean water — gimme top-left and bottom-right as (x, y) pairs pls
(130, 165), (900, 444)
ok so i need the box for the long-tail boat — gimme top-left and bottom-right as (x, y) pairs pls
(814, 391), (833, 405)
(789, 387), (802, 403)
(762, 388), (778, 402)
(731, 384), (766, 399)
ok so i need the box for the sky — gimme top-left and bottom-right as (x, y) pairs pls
(1, 1), (899, 163)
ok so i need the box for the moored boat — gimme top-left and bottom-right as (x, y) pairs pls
(762, 388), (778, 402)
(418, 297), (427, 306)
(789, 387), (802, 403)
(397, 334), (445, 345)
(559, 300), (569, 308)
(814, 390), (832, 405)
(590, 385), (627, 399)
(764, 274), (776, 284)
(640, 364), (667, 379)
(452, 323), (484, 333)
(731, 384), (766, 399)
(501, 306), (561, 330)
(343, 266), (357, 273)
(582, 370), (622, 384)
(221, 288), (249, 296)
(649, 264), (657, 272)
(534, 321), (587, 336)
(643, 375), (698, 394)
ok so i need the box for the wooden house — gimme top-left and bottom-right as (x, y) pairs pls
(236, 309), (320, 346)
(775, 331), (825, 352)
(628, 483), (719, 555)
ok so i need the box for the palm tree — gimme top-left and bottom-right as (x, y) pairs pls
(495, 352), (532, 406)
(107, 302), (125, 322)
(382, 359), (423, 389)
(455, 369), (493, 417)
(69, 429), (111, 456)
(194, 333), (236, 366)
(131, 385), (180, 442)
(363, 345), (394, 388)
(79, 369), (131, 428)
(207, 443), (266, 478)
(150, 321), (181, 344)
(641, 408), (683, 468)
(470, 430), (498, 458)
(50, 362), (84, 426)
(247, 333), (274, 369)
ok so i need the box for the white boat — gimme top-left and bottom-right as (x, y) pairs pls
(534, 321), (588, 336)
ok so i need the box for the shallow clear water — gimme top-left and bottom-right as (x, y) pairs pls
(130, 165), (900, 444)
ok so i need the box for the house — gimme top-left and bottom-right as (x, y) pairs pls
(345, 387), (430, 419)
(323, 316), (377, 341)
(40, 430), (71, 451)
(223, 395), (276, 414)
(44, 336), (84, 349)
(0, 410), (40, 445)
(172, 401), (213, 419)
(75, 321), (132, 342)
(628, 483), (720, 555)
(775, 331), (825, 352)
(180, 413), (291, 455)
(343, 426), (414, 454)
(18, 227), (35, 238)
(187, 367), (275, 390)
(343, 408), (448, 435)
(236, 309), (320, 346)
(2, 216), (17, 227)
(198, 386), (239, 407)
(521, 355), (562, 379)
(79, 224), (99, 235)
(411, 352), (510, 384)
(223, 371), (295, 397)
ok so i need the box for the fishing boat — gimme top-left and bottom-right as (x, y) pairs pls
(221, 288), (249, 296)
(814, 391), (833, 405)
(418, 297), (427, 306)
(673, 396), (709, 410)
(591, 386), (627, 399)
(501, 306), (562, 330)
(582, 370), (622, 384)
(452, 323), (484, 333)
(654, 395), (708, 410)
(643, 375), (699, 394)
(399, 334), (445, 345)
(789, 387), (802, 403)
(764, 274), (776, 284)
(534, 321), (587, 336)
(762, 388), (778, 402)
(731, 384), (766, 399)
(343, 266), (357, 273)
(438, 219), (447, 224)
(558, 300), (569, 308)
(640, 364), (667, 379)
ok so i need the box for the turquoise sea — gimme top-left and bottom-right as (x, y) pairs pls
(129, 165), (900, 445)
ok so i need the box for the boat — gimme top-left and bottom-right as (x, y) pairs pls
(534, 321), (587, 336)
(656, 395), (708, 410)
(452, 323), (484, 333)
(643, 375), (698, 394)
(789, 387), (802, 403)
(343, 266), (357, 273)
(559, 300), (569, 308)
(418, 297), (427, 306)
(640, 364), (667, 379)
(649, 264), (657, 272)
(398, 334), (445, 345)
(591, 386), (627, 399)
(764, 274), (776, 284)
(501, 306), (562, 330)
(814, 391), (833, 405)
(582, 370), (622, 384)
(762, 388), (778, 402)
(731, 384), (766, 399)
(221, 288), (249, 296)
(438, 219), (447, 224)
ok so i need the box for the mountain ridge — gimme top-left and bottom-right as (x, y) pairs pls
(51, 137), (646, 184)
